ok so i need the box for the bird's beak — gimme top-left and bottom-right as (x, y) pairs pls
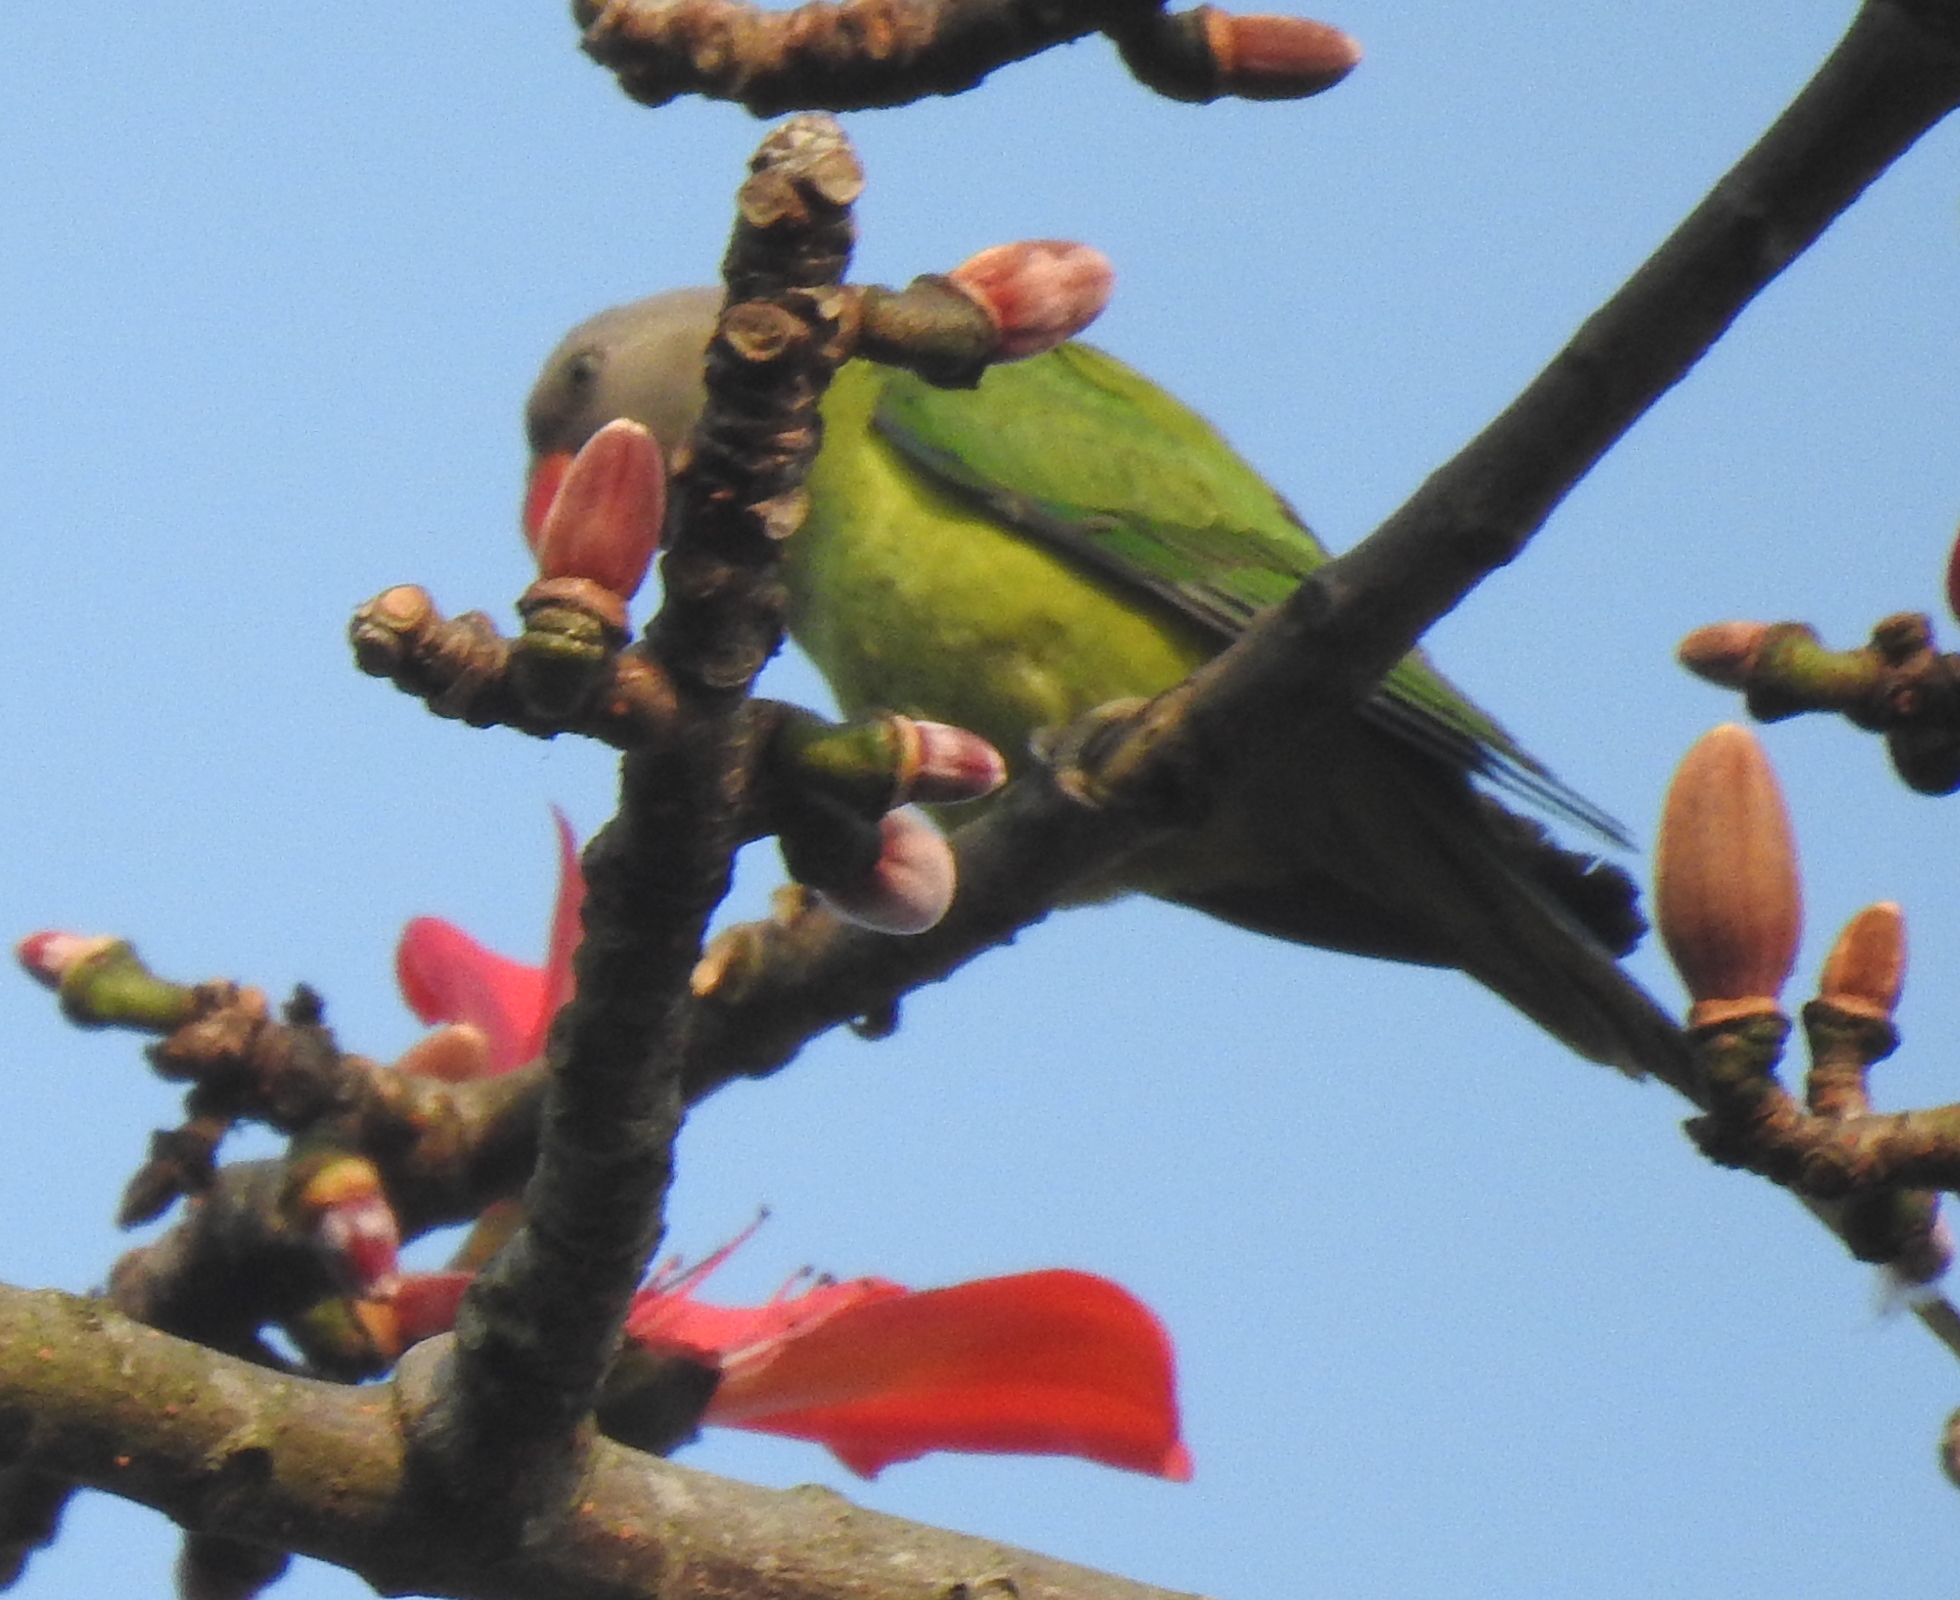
(523, 450), (574, 550)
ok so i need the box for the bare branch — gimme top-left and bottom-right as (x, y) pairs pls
(0, 1286), (1202, 1600)
(573, 0), (1360, 114)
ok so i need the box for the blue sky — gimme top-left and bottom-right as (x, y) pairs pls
(5, 4), (1960, 1597)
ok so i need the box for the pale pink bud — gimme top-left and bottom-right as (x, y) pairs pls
(1655, 724), (1802, 1027)
(819, 808), (957, 935)
(16, 931), (118, 989)
(947, 242), (1114, 360)
(1817, 902), (1906, 1025)
(1676, 621), (1769, 687)
(532, 419), (665, 599)
(1203, 11), (1362, 100)
(902, 719), (1009, 804)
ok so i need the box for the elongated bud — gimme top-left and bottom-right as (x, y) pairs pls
(819, 808), (957, 934)
(1677, 621), (1769, 688)
(531, 418), (664, 599)
(17, 932), (198, 1032)
(16, 930), (119, 989)
(1817, 902), (1906, 1024)
(947, 242), (1114, 360)
(1655, 724), (1802, 1027)
(899, 719), (1009, 804)
(1202, 10), (1361, 99)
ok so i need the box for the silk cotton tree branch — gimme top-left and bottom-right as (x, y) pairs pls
(679, 0), (1960, 1107)
(573, 0), (1364, 114)
(414, 115), (864, 1505)
(0, 1286), (1202, 1600)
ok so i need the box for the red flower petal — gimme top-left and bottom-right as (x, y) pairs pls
(390, 1270), (475, 1348)
(392, 812), (586, 1075)
(394, 917), (550, 1074)
(701, 1269), (1190, 1481)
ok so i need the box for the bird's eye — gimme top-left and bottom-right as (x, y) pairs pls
(566, 349), (604, 389)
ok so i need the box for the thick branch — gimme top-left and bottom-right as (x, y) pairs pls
(0, 1286), (1201, 1600)
(430, 115), (863, 1495)
(1174, 0), (1960, 782)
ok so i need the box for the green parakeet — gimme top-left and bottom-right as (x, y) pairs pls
(524, 288), (1687, 1078)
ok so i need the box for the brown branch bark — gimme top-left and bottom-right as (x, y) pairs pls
(426, 116), (865, 1499)
(574, 0), (1355, 114)
(0, 1286), (1201, 1600)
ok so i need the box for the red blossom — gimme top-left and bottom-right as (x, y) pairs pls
(394, 812), (584, 1075)
(625, 1238), (1191, 1481)
(390, 1234), (1191, 1482)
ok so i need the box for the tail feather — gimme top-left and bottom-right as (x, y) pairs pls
(1143, 721), (1696, 1086)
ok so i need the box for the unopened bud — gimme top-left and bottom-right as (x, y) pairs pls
(16, 931), (119, 989)
(947, 242), (1114, 361)
(1677, 621), (1769, 688)
(1817, 902), (1906, 1024)
(1655, 724), (1802, 1027)
(1202, 9), (1361, 100)
(531, 419), (665, 599)
(298, 1157), (401, 1300)
(394, 1023), (496, 1083)
(17, 932), (197, 1032)
(819, 807), (957, 935)
(898, 719), (1009, 804)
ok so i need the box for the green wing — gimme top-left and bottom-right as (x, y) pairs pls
(873, 342), (1628, 846)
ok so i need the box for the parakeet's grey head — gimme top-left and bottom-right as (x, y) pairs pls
(522, 286), (722, 539)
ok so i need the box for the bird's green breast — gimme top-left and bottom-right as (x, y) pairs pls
(785, 361), (1214, 767)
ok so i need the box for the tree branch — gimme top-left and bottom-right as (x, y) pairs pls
(680, 0), (1960, 1108)
(0, 1286), (1202, 1600)
(425, 115), (864, 1499)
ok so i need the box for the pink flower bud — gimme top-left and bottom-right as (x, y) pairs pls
(1203, 11), (1361, 100)
(1676, 621), (1769, 687)
(947, 242), (1114, 360)
(819, 808), (957, 935)
(1655, 724), (1802, 1027)
(531, 419), (665, 599)
(1817, 902), (1906, 1024)
(15, 931), (119, 989)
(901, 719), (1009, 804)
(300, 1158), (402, 1301)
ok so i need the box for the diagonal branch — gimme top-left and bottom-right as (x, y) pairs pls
(683, 0), (1960, 1107)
